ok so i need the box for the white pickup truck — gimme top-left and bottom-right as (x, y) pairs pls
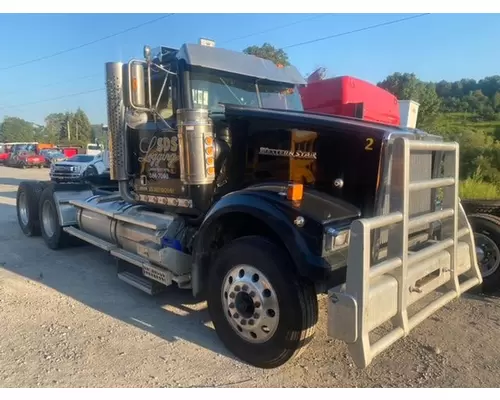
(50, 151), (109, 183)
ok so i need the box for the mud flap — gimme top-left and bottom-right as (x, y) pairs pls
(327, 137), (482, 368)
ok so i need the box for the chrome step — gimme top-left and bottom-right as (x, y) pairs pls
(63, 226), (116, 251)
(111, 247), (152, 269)
(111, 248), (174, 287)
(117, 271), (165, 295)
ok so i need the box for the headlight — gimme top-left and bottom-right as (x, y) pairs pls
(323, 227), (350, 253)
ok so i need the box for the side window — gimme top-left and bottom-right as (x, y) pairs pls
(192, 88), (209, 108)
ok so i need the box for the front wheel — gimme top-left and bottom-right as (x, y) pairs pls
(84, 165), (98, 177)
(207, 236), (318, 369)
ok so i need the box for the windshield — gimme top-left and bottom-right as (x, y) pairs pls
(189, 69), (303, 112)
(68, 155), (94, 163)
(47, 151), (65, 158)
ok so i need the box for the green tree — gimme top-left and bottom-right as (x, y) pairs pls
(70, 108), (92, 145)
(44, 113), (66, 144)
(0, 116), (36, 142)
(243, 43), (290, 66)
(377, 72), (421, 100)
(377, 73), (442, 129)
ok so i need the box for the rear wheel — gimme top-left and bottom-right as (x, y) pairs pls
(207, 236), (318, 369)
(39, 185), (71, 250)
(16, 181), (48, 236)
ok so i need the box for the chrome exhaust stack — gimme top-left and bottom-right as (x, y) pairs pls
(105, 62), (136, 203)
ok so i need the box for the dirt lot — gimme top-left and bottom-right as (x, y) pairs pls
(0, 165), (499, 388)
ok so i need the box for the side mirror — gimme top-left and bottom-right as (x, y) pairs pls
(123, 61), (147, 110)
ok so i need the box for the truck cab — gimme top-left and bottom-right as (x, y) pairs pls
(15, 41), (482, 371)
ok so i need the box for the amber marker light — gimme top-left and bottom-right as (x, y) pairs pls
(287, 183), (303, 201)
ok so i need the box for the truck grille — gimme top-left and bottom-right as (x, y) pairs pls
(51, 164), (81, 180)
(375, 136), (438, 250)
(54, 165), (74, 172)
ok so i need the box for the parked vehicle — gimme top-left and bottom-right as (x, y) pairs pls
(15, 41), (482, 370)
(40, 149), (66, 168)
(0, 142), (37, 164)
(56, 146), (83, 158)
(49, 152), (108, 182)
(85, 143), (104, 156)
(299, 75), (401, 126)
(6, 150), (45, 168)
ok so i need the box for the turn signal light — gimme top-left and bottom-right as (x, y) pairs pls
(287, 183), (303, 201)
(205, 137), (213, 146)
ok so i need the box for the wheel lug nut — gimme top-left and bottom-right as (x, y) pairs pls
(254, 302), (261, 308)
(253, 313), (260, 319)
(229, 303), (235, 308)
(242, 284), (249, 292)
(233, 313), (239, 319)
(229, 292), (236, 299)
(248, 319), (255, 326)
(249, 291), (256, 298)
(234, 285), (241, 292)
(241, 319), (247, 325)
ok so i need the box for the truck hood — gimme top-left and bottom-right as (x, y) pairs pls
(53, 161), (92, 168)
(220, 104), (398, 138)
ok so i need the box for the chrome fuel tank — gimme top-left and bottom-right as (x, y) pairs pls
(76, 195), (177, 253)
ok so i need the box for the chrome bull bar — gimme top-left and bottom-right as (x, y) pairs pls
(327, 137), (482, 368)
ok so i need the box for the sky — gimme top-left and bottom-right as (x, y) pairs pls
(0, 13), (498, 126)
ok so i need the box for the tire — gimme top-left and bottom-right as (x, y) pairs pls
(38, 184), (71, 250)
(16, 181), (48, 236)
(84, 166), (98, 177)
(207, 235), (318, 369)
(462, 199), (500, 218)
(468, 213), (500, 293)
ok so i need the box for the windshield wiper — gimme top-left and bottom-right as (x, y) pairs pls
(219, 77), (243, 105)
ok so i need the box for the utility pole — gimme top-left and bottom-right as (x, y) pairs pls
(76, 121), (79, 141)
(67, 119), (71, 141)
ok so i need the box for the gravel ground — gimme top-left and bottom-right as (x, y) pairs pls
(0, 165), (499, 388)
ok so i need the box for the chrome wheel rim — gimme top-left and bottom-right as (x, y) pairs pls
(475, 233), (500, 278)
(42, 200), (56, 238)
(221, 264), (280, 344)
(18, 191), (29, 226)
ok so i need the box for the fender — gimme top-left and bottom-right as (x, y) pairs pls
(191, 184), (361, 298)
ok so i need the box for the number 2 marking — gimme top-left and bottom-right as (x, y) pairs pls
(365, 138), (374, 151)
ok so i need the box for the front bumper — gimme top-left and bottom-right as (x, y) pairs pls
(25, 160), (44, 166)
(326, 137), (482, 368)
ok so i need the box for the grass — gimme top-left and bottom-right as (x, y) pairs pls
(460, 177), (500, 200)
(436, 112), (500, 136)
